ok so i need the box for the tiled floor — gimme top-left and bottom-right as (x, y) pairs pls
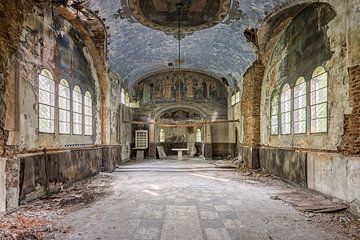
(57, 159), (347, 240)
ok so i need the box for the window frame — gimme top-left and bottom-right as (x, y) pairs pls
(84, 91), (93, 136)
(280, 84), (292, 135)
(38, 69), (55, 134)
(72, 85), (83, 135)
(270, 91), (279, 136)
(231, 94), (236, 106)
(293, 77), (307, 135)
(58, 79), (71, 135)
(310, 66), (328, 134)
(121, 88), (125, 105)
(159, 128), (165, 143)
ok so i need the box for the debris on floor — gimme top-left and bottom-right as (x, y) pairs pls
(270, 190), (349, 213)
(0, 174), (114, 240)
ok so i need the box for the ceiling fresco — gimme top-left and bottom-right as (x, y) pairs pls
(87, 0), (289, 89)
(129, 0), (231, 32)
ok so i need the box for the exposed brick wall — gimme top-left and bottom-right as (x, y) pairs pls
(339, 65), (360, 154)
(0, 0), (34, 155)
(241, 60), (265, 146)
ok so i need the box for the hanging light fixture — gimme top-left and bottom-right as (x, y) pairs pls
(175, 2), (184, 101)
(176, 2), (183, 70)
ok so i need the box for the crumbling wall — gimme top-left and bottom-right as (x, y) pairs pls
(241, 61), (264, 146)
(108, 72), (132, 162)
(0, 0), (34, 155)
(19, 147), (102, 202)
(260, 2), (350, 151)
(5, 5), (101, 150)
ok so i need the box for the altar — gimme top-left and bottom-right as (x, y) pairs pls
(171, 148), (189, 161)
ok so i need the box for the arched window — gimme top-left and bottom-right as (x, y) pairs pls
(310, 66), (328, 133)
(125, 92), (130, 107)
(121, 88), (125, 104)
(159, 129), (165, 142)
(294, 77), (307, 134)
(73, 86), (83, 135)
(270, 91), (279, 135)
(281, 84), (291, 135)
(38, 69), (55, 133)
(84, 91), (93, 136)
(196, 128), (202, 142)
(59, 79), (71, 134)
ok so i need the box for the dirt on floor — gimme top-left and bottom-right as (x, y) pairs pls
(0, 164), (359, 240)
(0, 173), (114, 240)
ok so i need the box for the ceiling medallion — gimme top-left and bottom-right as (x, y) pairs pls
(129, 0), (231, 33)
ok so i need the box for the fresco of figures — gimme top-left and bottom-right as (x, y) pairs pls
(133, 71), (227, 105)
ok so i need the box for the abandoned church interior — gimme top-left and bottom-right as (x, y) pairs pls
(1, 0), (360, 239)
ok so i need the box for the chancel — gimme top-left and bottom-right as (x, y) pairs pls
(0, 0), (360, 239)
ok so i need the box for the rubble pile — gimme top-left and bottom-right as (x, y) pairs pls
(0, 174), (113, 240)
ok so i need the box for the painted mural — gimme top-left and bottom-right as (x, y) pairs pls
(160, 110), (202, 121)
(133, 71), (227, 105)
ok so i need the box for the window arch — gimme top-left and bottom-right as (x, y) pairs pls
(280, 84), (291, 135)
(73, 86), (83, 135)
(196, 128), (202, 142)
(270, 91), (279, 135)
(59, 79), (71, 134)
(38, 69), (55, 133)
(84, 91), (93, 136)
(294, 77), (307, 134)
(159, 129), (165, 142)
(310, 66), (328, 133)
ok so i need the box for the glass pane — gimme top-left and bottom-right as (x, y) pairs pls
(39, 90), (55, 105)
(39, 104), (54, 119)
(84, 96), (92, 107)
(281, 100), (291, 113)
(271, 97), (278, 114)
(73, 124), (82, 135)
(73, 102), (82, 114)
(294, 108), (306, 122)
(294, 95), (306, 109)
(311, 118), (327, 133)
(311, 103), (327, 119)
(73, 113), (82, 124)
(294, 121), (306, 134)
(39, 119), (54, 133)
(271, 115), (278, 126)
(84, 106), (92, 116)
(59, 97), (70, 110)
(271, 125), (278, 135)
(281, 112), (291, 124)
(311, 73), (327, 91)
(85, 126), (92, 136)
(235, 92), (240, 103)
(59, 109), (70, 122)
(282, 123), (291, 134)
(39, 76), (54, 92)
(73, 91), (82, 103)
(311, 88), (327, 105)
(294, 82), (306, 98)
(85, 116), (92, 125)
(59, 122), (71, 134)
(59, 85), (70, 98)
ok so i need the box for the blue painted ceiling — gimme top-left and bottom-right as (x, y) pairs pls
(88, 0), (289, 89)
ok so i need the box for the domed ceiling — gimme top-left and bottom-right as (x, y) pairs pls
(87, 0), (289, 89)
(129, 0), (231, 32)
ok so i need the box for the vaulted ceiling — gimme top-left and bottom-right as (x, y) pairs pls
(88, 0), (289, 89)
